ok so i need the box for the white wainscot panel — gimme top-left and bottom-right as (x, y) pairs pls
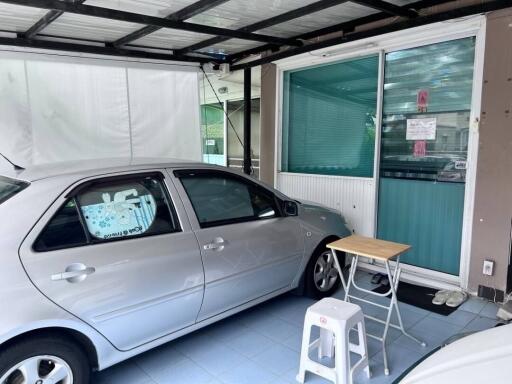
(276, 173), (376, 237)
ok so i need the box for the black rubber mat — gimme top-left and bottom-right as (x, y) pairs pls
(373, 281), (458, 316)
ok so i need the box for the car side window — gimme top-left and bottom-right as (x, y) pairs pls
(34, 199), (88, 251)
(178, 172), (279, 228)
(34, 174), (179, 252)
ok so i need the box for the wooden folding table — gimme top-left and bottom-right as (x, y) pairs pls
(327, 235), (426, 375)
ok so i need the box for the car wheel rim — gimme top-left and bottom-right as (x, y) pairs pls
(0, 355), (73, 384)
(314, 250), (339, 292)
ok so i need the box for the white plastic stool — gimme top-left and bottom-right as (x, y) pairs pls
(297, 298), (370, 384)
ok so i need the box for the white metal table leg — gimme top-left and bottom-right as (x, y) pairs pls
(344, 256), (358, 302)
(384, 260), (427, 348)
(330, 250), (427, 376)
(381, 260), (396, 375)
(331, 249), (347, 293)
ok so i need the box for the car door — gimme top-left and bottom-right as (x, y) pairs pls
(172, 169), (305, 321)
(19, 171), (204, 351)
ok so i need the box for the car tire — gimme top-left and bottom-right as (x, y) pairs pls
(304, 245), (345, 299)
(0, 335), (90, 384)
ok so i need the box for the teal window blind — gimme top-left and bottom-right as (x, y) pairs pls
(282, 56), (379, 177)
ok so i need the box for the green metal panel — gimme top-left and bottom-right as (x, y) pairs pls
(377, 178), (465, 275)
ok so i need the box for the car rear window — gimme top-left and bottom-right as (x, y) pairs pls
(0, 176), (29, 205)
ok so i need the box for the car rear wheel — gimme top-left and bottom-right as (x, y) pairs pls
(304, 246), (345, 299)
(0, 336), (90, 384)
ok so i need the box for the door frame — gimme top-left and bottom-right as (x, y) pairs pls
(273, 15), (487, 291)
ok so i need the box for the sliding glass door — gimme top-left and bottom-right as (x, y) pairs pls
(377, 38), (476, 275)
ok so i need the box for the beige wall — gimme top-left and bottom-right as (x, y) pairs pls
(468, 8), (512, 293)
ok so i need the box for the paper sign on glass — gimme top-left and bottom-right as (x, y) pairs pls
(406, 118), (437, 140)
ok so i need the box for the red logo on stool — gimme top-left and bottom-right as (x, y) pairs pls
(320, 316), (327, 324)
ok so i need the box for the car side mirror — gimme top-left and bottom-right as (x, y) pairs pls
(283, 201), (298, 216)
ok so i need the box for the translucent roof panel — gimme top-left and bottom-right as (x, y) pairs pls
(387, 0), (420, 5)
(257, 2), (377, 38)
(184, 0), (421, 53)
(256, 0), (420, 38)
(187, 0), (321, 29)
(0, 3), (49, 33)
(202, 0), (416, 54)
(83, 0), (200, 18)
(203, 39), (262, 55)
(131, 29), (215, 50)
(43, 13), (145, 42)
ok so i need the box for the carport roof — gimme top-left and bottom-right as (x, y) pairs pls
(0, 0), (509, 68)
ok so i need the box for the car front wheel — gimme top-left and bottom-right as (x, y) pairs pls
(304, 247), (345, 299)
(0, 336), (90, 384)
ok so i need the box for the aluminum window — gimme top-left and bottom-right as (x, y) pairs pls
(281, 55), (379, 177)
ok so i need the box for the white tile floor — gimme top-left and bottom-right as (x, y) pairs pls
(94, 271), (500, 384)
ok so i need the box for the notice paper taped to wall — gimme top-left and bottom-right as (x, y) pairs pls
(406, 118), (437, 140)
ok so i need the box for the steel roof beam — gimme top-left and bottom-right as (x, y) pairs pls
(180, 0), (352, 54)
(0, 35), (212, 63)
(21, 0), (85, 39)
(0, 0), (302, 46)
(113, 0), (230, 47)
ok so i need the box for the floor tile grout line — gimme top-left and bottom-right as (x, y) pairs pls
(132, 358), (161, 384)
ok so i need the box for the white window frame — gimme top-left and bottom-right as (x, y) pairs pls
(273, 15), (487, 291)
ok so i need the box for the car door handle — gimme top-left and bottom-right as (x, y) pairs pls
(203, 237), (225, 251)
(51, 263), (96, 283)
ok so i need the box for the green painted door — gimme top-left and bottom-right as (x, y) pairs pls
(377, 38), (476, 275)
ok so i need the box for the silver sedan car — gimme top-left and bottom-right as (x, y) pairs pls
(0, 158), (350, 384)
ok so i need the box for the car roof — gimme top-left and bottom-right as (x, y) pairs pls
(6, 157), (215, 182)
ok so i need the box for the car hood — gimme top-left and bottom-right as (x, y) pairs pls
(401, 324), (512, 384)
(294, 199), (350, 239)
(297, 199), (343, 217)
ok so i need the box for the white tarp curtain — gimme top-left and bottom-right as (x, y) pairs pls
(0, 55), (201, 170)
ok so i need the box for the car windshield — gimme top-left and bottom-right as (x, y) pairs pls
(0, 176), (29, 205)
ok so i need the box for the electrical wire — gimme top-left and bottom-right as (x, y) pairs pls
(201, 65), (255, 175)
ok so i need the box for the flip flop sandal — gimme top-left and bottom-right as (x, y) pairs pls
(371, 273), (383, 284)
(446, 291), (467, 307)
(432, 289), (452, 305)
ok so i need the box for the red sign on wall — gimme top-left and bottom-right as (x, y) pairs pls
(417, 89), (429, 112)
(413, 140), (427, 157)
